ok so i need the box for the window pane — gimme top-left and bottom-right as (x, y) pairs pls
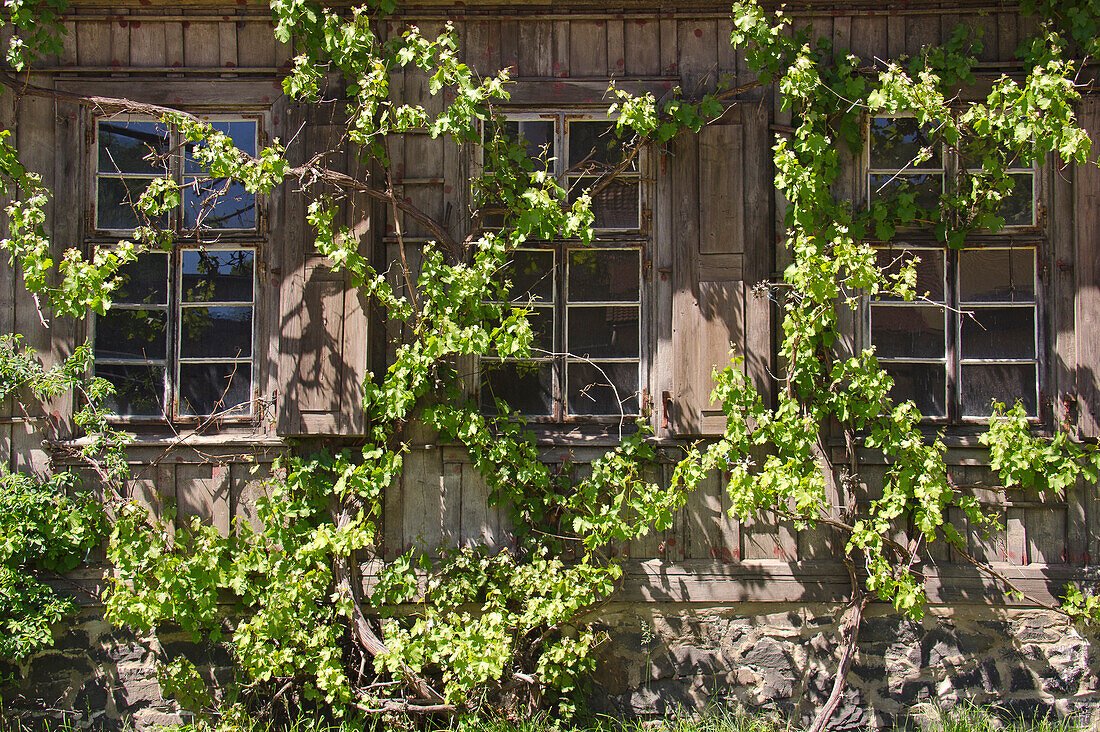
(874, 248), (945, 302)
(96, 364), (165, 417)
(181, 250), (255, 302)
(97, 177), (166, 230)
(868, 117), (941, 169)
(568, 121), (634, 171)
(510, 306), (554, 353)
(868, 173), (942, 211)
(959, 249), (1035, 302)
(1000, 172), (1034, 227)
(98, 119), (169, 175)
(569, 177), (640, 229)
(960, 306), (1035, 360)
(184, 120), (258, 174)
(495, 120), (555, 170)
(961, 364), (1038, 417)
(502, 250), (554, 302)
(883, 363), (946, 418)
(870, 305), (946, 359)
(184, 179), (257, 230)
(480, 360), (554, 416)
(567, 305), (639, 359)
(178, 363), (252, 417)
(180, 306), (253, 358)
(113, 252), (169, 305)
(566, 362), (639, 416)
(95, 310), (167, 361)
(568, 249), (640, 303)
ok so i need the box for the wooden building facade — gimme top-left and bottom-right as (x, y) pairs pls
(4, 0), (1100, 608)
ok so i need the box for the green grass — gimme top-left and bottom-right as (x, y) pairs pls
(0, 703), (1088, 732)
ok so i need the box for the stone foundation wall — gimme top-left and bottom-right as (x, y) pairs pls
(590, 604), (1100, 730)
(3, 604), (1100, 729)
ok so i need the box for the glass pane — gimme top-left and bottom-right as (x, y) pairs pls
(183, 179), (257, 230)
(480, 360), (553, 416)
(960, 306), (1035, 360)
(566, 362), (640, 416)
(959, 249), (1035, 302)
(180, 306), (253, 358)
(868, 117), (941, 169)
(870, 305), (946, 359)
(874, 248), (945, 302)
(181, 249), (255, 302)
(495, 120), (555, 170)
(97, 177), (167, 230)
(961, 363), (1038, 417)
(568, 249), (640, 303)
(502, 249), (554, 302)
(523, 307), (554, 353)
(98, 118), (169, 175)
(95, 310), (167, 361)
(567, 305), (639, 359)
(96, 364), (165, 417)
(883, 363), (946, 418)
(1000, 172), (1034, 227)
(868, 173), (942, 211)
(178, 362), (252, 417)
(568, 121), (634, 171)
(113, 252), (169, 305)
(568, 177), (640, 230)
(184, 120), (258, 174)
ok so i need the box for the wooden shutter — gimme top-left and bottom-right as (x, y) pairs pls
(668, 104), (771, 436)
(275, 98), (370, 435)
(1075, 96), (1100, 436)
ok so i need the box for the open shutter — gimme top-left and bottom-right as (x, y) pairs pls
(275, 99), (370, 435)
(668, 104), (771, 436)
(1075, 96), (1100, 436)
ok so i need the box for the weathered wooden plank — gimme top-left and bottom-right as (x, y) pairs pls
(76, 21), (112, 66)
(1075, 98), (1100, 435)
(1025, 505), (1067, 565)
(54, 78), (283, 109)
(698, 124), (743, 256)
(129, 21), (166, 67)
(996, 12), (1018, 61)
(176, 462), (232, 537)
(886, 14), (905, 61)
(607, 19), (625, 77)
(832, 16), (851, 53)
(165, 20), (184, 67)
(60, 20), (77, 66)
(218, 20), (238, 67)
(742, 104), (772, 400)
(231, 461), (268, 534)
(850, 16), (886, 63)
(0, 86), (15, 423)
(467, 19), (501, 78)
(499, 19), (519, 75)
(569, 21), (607, 77)
(184, 21), (220, 67)
(460, 462), (498, 548)
(111, 13), (130, 67)
(517, 20), (552, 77)
(906, 14), (939, 58)
(552, 19), (570, 78)
(403, 449), (443, 554)
(660, 18), (677, 76)
(716, 17), (736, 86)
(236, 21), (276, 67)
(678, 19), (717, 93)
(441, 459), (462, 548)
(624, 19), (655, 77)
(49, 99), (82, 436)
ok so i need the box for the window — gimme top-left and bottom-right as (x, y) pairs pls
(866, 116), (1036, 228)
(478, 114), (645, 420)
(480, 244), (642, 419)
(91, 114), (261, 420)
(870, 245), (1039, 420)
(481, 113), (642, 231)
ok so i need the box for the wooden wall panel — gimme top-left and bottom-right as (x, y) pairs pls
(624, 20), (660, 78)
(129, 21), (167, 67)
(183, 21), (220, 67)
(569, 21), (607, 77)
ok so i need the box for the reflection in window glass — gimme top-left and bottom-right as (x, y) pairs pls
(959, 249), (1035, 302)
(480, 361), (554, 416)
(883, 363), (947, 418)
(874, 248), (945, 301)
(181, 249), (255, 303)
(568, 249), (639, 302)
(567, 121), (634, 171)
(178, 363), (252, 417)
(868, 117), (941, 169)
(566, 362), (640, 416)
